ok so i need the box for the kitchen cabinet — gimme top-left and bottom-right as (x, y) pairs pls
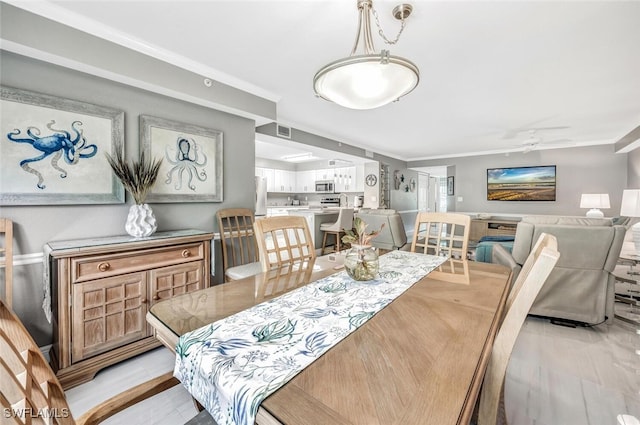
(257, 167), (296, 192)
(256, 167), (275, 192)
(274, 169), (296, 192)
(257, 166), (365, 194)
(46, 230), (213, 389)
(334, 166), (356, 192)
(316, 168), (332, 181)
(296, 170), (316, 192)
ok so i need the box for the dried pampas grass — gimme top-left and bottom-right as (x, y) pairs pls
(105, 148), (162, 204)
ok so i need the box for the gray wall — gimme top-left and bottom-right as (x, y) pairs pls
(0, 3), (276, 123)
(256, 123), (408, 171)
(629, 147), (640, 188)
(388, 167), (419, 237)
(1, 52), (257, 345)
(410, 144), (628, 216)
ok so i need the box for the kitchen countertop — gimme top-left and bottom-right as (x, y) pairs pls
(267, 206), (311, 210)
(290, 209), (341, 216)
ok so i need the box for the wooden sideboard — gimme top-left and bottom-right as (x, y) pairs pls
(469, 218), (519, 242)
(46, 230), (213, 389)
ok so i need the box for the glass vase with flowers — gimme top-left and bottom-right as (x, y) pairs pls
(341, 217), (384, 281)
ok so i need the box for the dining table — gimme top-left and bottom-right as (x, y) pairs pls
(146, 252), (512, 425)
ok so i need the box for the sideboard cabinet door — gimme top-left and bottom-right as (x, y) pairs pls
(150, 261), (205, 302)
(72, 272), (148, 362)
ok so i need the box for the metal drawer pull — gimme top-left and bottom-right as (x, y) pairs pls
(97, 262), (110, 272)
(181, 249), (191, 258)
(152, 295), (159, 301)
(141, 298), (147, 304)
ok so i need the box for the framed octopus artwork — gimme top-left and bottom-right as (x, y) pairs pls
(140, 115), (223, 202)
(0, 86), (125, 205)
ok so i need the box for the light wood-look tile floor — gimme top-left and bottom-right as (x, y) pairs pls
(65, 315), (640, 425)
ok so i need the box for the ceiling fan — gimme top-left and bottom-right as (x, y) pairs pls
(501, 119), (570, 140)
(516, 130), (574, 153)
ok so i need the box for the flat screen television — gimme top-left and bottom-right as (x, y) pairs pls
(487, 165), (556, 201)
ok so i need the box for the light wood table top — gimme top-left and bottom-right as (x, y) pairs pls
(147, 256), (511, 425)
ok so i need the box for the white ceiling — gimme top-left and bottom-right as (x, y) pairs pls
(13, 0), (640, 162)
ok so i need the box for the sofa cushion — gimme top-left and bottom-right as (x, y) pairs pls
(475, 240), (514, 262)
(512, 216), (614, 265)
(354, 209), (407, 250)
(479, 235), (515, 243)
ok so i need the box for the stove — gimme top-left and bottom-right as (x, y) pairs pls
(320, 197), (340, 207)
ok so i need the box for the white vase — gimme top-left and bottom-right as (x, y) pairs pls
(125, 203), (157, 238)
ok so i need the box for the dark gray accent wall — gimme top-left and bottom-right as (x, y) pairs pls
(256, 123), (407, 170)
(410, 144), (628, 216)
(0, 51), (256, 344)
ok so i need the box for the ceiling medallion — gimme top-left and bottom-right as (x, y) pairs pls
(313, 0), (419, 110)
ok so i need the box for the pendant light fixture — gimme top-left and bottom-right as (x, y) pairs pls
(313, 0), (419, 110)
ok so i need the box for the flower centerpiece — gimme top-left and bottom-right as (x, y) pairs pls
(341, 217), (384, 281)
(105, 148), (162, 238)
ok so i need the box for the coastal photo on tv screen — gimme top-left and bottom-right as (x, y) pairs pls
(487, 165), (556, 201)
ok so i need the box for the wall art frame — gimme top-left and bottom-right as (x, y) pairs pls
(447, 176), (455, 196)
(0, 86), (125, 205)
(140, 115), (223, 203)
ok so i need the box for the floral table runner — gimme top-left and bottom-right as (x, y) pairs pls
(174, 251), (446, 425)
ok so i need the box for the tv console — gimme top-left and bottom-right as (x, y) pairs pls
(469, 218), (519, 243)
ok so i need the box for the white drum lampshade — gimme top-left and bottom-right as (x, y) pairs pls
(620, 189), (640, 253)
(580, 193), (610, 218)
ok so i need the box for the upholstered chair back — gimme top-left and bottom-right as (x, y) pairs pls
(503, 216), (625, 324)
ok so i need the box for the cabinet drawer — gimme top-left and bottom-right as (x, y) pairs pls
(72, 243), (205, 283)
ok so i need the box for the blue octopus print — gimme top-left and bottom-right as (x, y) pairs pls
(165, 136), (207, 191)
(7, 120), (98, 189)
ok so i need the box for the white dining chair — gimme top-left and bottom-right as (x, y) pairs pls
(320, 208), (354, 255)
(216, 208), (261, 282)
(476, 233), (560, 425)
(411, 212), (471, 259)
(253, 215), (316, 272)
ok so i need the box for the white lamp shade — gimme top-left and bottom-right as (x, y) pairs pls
(579, 193), (611, 209)
(313, 54), (420, 110)
(620, 189), (640, 217)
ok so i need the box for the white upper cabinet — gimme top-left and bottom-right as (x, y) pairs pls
(296, 170), (316, 192)
(334, 166), (358, 192)
(257, 165), (365, 193)
(256, 167), (275, 192)
(315, 169), (332, 181)
(273, 169), (296, 192)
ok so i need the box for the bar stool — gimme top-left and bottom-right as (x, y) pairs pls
(320, 208), (354, 255)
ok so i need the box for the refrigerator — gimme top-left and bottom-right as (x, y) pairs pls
(255, 176), (267, 216)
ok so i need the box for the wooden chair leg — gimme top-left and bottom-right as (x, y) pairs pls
(321, 231), (329, 255)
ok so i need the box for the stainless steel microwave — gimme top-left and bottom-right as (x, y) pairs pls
(315, 180), (335, 193)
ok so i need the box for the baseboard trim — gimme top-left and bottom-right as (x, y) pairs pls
(40, 344), (52, 362)
(0, 252), (44, 266)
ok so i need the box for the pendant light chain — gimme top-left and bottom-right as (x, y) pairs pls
(371, 5), (407, 45)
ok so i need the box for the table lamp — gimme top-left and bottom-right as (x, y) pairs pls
(620, 189), (640, 252)
(580, 193), (610, 218)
